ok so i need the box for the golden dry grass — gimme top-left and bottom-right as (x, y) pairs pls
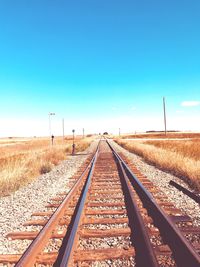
(0, 136), (94, 196)
(145, 139), (200, 161)
(115, 139), (200, 192)
(115, 132), (200, 139)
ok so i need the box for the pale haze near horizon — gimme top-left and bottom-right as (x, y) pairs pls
(0, 109), (199, 138)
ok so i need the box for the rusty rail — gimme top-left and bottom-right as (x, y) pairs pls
(55, 141), (159, 267)
(116, 158), (159, 267)
(108, 140), (200, 267)
(169, 180), (200, 204)
(14, 144), (100, 267)
(54, 146), (99, 266)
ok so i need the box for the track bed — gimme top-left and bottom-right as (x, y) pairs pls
(0, 140), (199, 266)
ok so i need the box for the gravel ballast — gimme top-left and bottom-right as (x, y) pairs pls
(0, 140), (98, 254)
(111, 140), (200, 226)
(0, 138), (199, 261)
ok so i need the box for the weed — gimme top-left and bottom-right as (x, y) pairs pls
(40, 163), (52, 174)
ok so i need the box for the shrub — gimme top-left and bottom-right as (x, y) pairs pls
(40, 163), (52, 174)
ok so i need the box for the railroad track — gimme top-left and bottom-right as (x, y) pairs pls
(0, 140), (200, 266)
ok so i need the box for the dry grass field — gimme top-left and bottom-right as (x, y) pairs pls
(115, 133), (200, 192)
(118, 132), (200, 139)
(0, 136), (94, 196)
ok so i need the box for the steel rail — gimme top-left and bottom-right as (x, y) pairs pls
(116, 158), (159, 267)
(57, 140), (159, 267)
(55, 145), (99, 266)
(15, 144), (100, 267)
(107, 140), (200, 267)
(169, 180), (200, 204)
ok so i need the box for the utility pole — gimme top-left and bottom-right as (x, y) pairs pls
(163, 97), (167, 136)
(83, 128), (85, 138)
(119, 128), (121, 136)
(49, 112), (55, 145)
(62, 118), (65, 143)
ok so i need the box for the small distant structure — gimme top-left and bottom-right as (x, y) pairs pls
(103, 132), (108, 135)
(86, 134), (93, 137)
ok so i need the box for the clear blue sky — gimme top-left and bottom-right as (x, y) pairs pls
(0, 0), (200, 135)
